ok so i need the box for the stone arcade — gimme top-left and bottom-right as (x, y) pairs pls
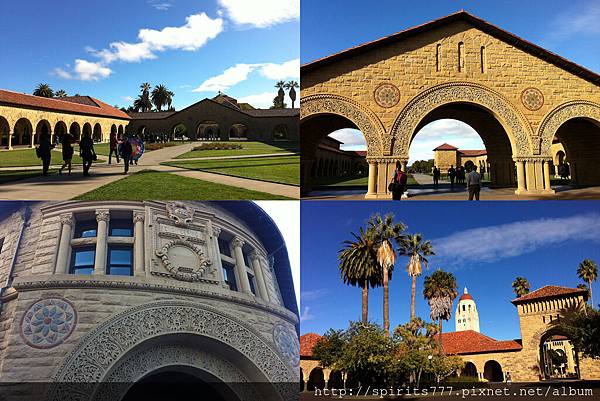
(0, 201), (299, 401)
(300, 11), (600, 198)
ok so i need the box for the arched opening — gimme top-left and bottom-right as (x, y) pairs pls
(173, 123), (188, 141)
(463, 362), (478, 379)
(93, 123), (102, 142)
(196, 121), (220, 141)
(34, 120), (52, 146)
(273, 124), (288, 141)
(307, 367), (325, 391)
(540, 332), (580, 380)
(483, 360), (503, 382)
(69, 122), (81, 141)
(408, 103), (516, 190)
(229, 123), (248, 139)
(82, 123), (92, 139)
(552, 117), (600, 187)
(54, 121), (67, 144)
(328, 370), (343, 389)
(0, 116), (10, 148)
(13, 118), (33, 146)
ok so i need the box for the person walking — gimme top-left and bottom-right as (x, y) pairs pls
(433, 166), (440, 190)
(467, 165), (482, 200)
(121, 136), (133, 174)
(58, 133), (74, 175)
(108, 132), (120, 164)
(390, 161), (408, 200)
(79, 131), (96, 176)
(448, 165), (456, 190)
(37, 133), (54, 176)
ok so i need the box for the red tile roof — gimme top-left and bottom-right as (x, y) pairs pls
(300, 333), (322, 358)
(459, 293), (473, 301)
(511, 285), (588, 304)
(459, 149), (487, 157)
(434, 143), (458, 151)
(438, 330), (522, 355)
(0, 89), (130, 120)
(301, 11), (600, 86)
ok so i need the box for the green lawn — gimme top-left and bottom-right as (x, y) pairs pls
(164, 155), (300, 186)
(0, 169), (58, 184)
(0, 149), (84, 167)
(174, 141), (299, 159)
(56, 141), (189, 156)
(313, 174), (419, 187)
(74, 170), (290, 200)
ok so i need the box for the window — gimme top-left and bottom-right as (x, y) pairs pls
(462, 305), (465, 312)
(480, 46), (487, 73)
(218, 237), (231, 257)
(222, 261), (237, 291)
(74, 220), (97, 238)
(436, 44), (441, 72)
(70, 246), (95, 274)
(107, 246), (133, 276)
(458, 42), (465, 72)
(248, 273), (256, 295)
(109, 219), (133, 237)
(243, 250), (253, 267)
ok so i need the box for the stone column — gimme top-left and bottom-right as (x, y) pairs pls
(534, 160), (545, 191)
(543, 160), (552, 191)
(231, 236), (251, 294)
(516, 160), (526, 193)
(212, 227), (227, 288)
(30, 130), (34, 148)
(525, 161), (536, 193)
(133, 211), (145, 276)
(6, 131), (12, 150)
(401, 160), (408, 173)
(259, 256), (273, 302)
(56, 213), (74, 274)
(93, 209), (109, 275)
(250, 251), (269, 302)
(366, 161), (377, 197)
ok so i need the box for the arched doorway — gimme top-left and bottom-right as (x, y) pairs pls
(540, 332), (580, 379)
(197, 121), (220, 141)
(93, 123), (102, 142)
(0, 116), (10, 148)
(307, 367), (325, 391)
(552, 118), (600, 186)
(273, 124), (288, 141)
(173, 123), (188, 141)
(463, 362), (478, 378)
(54, 121), (67, 144)
(13, 118), (33, 147)
(230, 123), (248, 139)
(34, 120), (52, 146)
(82, 123), (92, 140)
(69, 122), (81, 141)
(483, 360), (503, 382)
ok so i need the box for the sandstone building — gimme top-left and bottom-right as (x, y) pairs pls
(312, 137), (368, 180)
(300, 11), (600, 197)
(433, 143), (488, 176)
(0, 201), (299, 401)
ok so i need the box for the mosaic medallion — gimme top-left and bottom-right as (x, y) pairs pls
(374, 83), (401, 108)
(521, 87), (544, 111)
(20, 297), (77, 349)
(273, 323), (300, 368)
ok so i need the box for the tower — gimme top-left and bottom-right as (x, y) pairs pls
(455, 287), (480, 332)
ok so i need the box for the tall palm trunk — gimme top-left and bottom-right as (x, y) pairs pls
(589, 279), (594, 306)
(362, 282), (369, 324)
(411, 275), (417, 320)
(438, 319), (443, 354)
(383, 264), (389, 335)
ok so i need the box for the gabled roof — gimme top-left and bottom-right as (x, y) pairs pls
(434, 143), (458, 151)
(128, 111), (176, 120)
(459, 149), (487, 157)
(300, 333), (322, 357)
(0, 89), (130, 120)
(511, 285), (588, 304)
(438, 330), (522, 355)
(301, 11), (600, 86)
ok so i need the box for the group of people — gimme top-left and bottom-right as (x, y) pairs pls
(36, 132), (140, 177)
(430, 164), (483, 200)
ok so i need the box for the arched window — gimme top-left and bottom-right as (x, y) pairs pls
(480, 46), (487, 73)
(458, 42), (465, 72)
(436, 44), (441, 72)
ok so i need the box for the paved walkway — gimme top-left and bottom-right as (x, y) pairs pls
(171, 152), (297, 161)
(0, 143), (299, 200)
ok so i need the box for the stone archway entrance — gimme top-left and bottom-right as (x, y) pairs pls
(483, 360), (503, 382)
(539, 332), (580, 380)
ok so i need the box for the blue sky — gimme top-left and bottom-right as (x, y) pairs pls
(300, 201), (600, 342)
(302, 0), (600, 161)
(0, 0), (299, 109)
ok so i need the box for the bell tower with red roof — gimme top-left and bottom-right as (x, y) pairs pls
(455, 287), (480, 332)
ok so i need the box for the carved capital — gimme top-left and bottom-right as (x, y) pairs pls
(212, 226), (221, 237)
(59, 213), (73, 227)
(249, 251), (260, 262)
(231, 236), (245, 249)
(133, 211), (145, 224)
(95, 209), (110, 223)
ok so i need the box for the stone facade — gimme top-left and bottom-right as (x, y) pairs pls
(300, 11), (600, 197)
(0, 201), (299, 401)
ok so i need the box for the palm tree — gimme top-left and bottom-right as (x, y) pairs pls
(338, 227), (381, 324)
(133, 95), (152, 113)
(423, 269), (458, 353)
(33, 83), (54, 98)
(55, 89), (68, 98)
(275, 81), (286, 109)
(398, 233), (435, 320)
(151, 84), (173, 112)
(577, 259), (598, 306)
(284, 80), (299, 108)
(166, 89), (174, 111)
(368, 213), (406, 334)
(512, 277), (531, 298)
(140, 82), (152, 112)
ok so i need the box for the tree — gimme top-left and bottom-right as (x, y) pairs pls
(394, 318), (438, 386)
(284, 80), (299, 108)
(270, 95), (287, 109)
(338, 227), (381, 324)
(33, 83), (54, 98)
(275, 81), (286, 109)
(368, 213), (405, 334)
(423, 269), (458, 353)
(512, 276), (531, 298)
(139, 82), (152, 112)
(151, 84), (173, 112)
(133, 94), (152, 113)
(559, 306), (600, 358)
(577, 259), (598, 307)
(311, 329), (346, 368)
(55, 89), (68, 98)
(398, 233), (435, 320)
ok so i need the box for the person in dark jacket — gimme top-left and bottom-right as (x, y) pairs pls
(433, 166), (441, 190)
(391, 161), (408, 200)
(58, 133), (74, 175)
(121, 137), (133, 174)
(109, 132), (120, 164)
(79, 132), (95, 176)
(38, 133), (54, 176)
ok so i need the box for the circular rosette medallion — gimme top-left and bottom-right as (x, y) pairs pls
(273, 323), (300, 368)
(20, 298), (77, 349)
(374, 83), (401, 108)
(521, 87), (544, 111)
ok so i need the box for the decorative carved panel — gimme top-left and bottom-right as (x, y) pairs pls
(20, 297), (77, 349)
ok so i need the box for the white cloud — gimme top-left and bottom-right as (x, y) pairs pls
(409, 119), (484, 162)
(218, 0), (299, 28)
(73, 59), (113, 81)
(53, 68), (72, 80)
(96, 42), (156, 64)
(237, 91), (277, 108)
(300, 307), (315, 322)
(148, 0), (174, 11)
(550, 2), (600, 40)
(123, 96), (134, 102)
(192, 59), (299, 93)
(301, 289), (328, 303)
(329, 129), (366, 150)
(432, 214), (600, 268)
